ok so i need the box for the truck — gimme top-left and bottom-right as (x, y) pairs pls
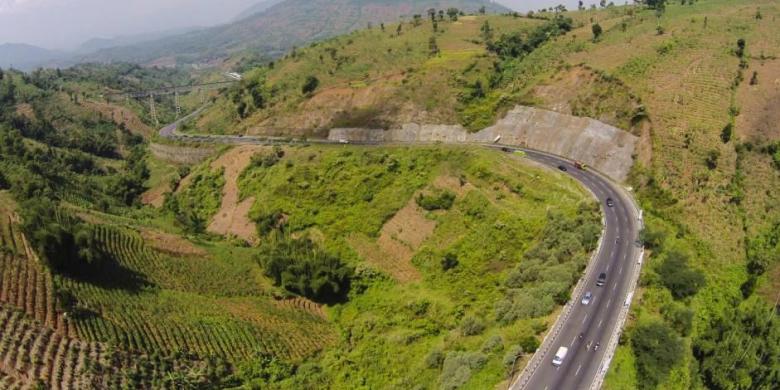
(574, 161), (587, 170)
(552, 346), (569, 367)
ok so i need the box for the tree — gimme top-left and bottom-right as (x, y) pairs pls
(478, 6), (486, 15)
(631, 321), (685, 389)
(428, 36), (440, 57)
(720, 123), (733, 143)
(412, 14), (422, 27)
(705, 149), (720, 170)
(656, 250), (706, 299)
(396, 22), (403, 36)
(592, 23), (603, 41)
(438, 9), (445, 21)
(578, 0), (585, 10)
(750, 71), (759, 85)
(301, 75), (319, 95)
(447, 7), (459, 21)
(480, 20), (494, 42)
(736, 38), (746, 57)
(428, 8), (436, 22)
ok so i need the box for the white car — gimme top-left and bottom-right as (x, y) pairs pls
(581, 291), (593, 305)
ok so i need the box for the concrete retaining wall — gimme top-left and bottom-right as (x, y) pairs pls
(328, 105), (638, 182)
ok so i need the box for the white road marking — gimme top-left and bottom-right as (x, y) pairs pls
(606, 264), (611, 272)
(607, 298), (612, 308)
(571, 335), (577, 347)
(575, 364), (583, 376)
(613, 284), (618, 292)
(619, 265), (623, 275)
(598, 319), (604, 328)
(582, 314), (589, 324)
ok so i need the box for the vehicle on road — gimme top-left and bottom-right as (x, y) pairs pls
(581, 291), (593, 305)
(597, 272), (607, 286)
(594, 342), (600, 351)
(338, 139), (350, 144)
(501, 147), (512, 152)
(606, 197), (614, 207)
(574, 161), (587, 170)
(493, 135), (502, 143)
(558, 165), (568, 172)
(552, 346), (569, 367)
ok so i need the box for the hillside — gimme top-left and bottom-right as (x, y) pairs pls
(79, 0), (511, 67)
(0, 43), (65, 71)
(189, 0), (780, 388)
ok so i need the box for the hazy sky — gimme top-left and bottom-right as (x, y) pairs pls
(0, 0), (581, 50)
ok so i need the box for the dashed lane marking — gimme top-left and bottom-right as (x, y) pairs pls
(575, 364), (583, 376)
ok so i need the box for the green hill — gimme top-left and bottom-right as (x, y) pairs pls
(81, 0), (511, 67)
(190, 0), (780, 388)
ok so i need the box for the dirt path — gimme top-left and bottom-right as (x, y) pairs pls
(207, 145), (262, 243)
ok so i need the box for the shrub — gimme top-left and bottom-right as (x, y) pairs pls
(416, 190), (455, 211)
(425, 349), (444, 369)
(503, 344), (524, 368)
(720, 123), (733, 143)
(460, 316), (486, 336)
(518, 335), (540, 353)
(301, 75), (320, 95)
(256, 235), (353, 303)
(439, 351), (487, 390)
(481, 335), (504, 353)
(441, 252), (459, 271)
(631, 321), (685, 389)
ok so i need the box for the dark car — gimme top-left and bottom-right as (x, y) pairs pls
(606, 198), (614, 207)
(501, 147), (512, 153)
(597, 272), (607, 286)
(558, 165), (568, 172)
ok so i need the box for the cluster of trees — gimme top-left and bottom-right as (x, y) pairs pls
(256, 234), (353, 303)
(487, 15), (573, 60)
(496, 204), (601, 323)
(630, 321), (685, 389)
(19, 198), (109, 276)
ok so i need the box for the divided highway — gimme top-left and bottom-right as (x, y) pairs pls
(160, 120), (643, 390)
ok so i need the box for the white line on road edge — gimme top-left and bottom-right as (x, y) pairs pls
(575, 364), (583, 376)
(598, 319), (604, 328)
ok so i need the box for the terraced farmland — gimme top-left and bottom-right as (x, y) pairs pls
(55, 223), (336, 363)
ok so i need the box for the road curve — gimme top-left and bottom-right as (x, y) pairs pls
(160, 120), (643, 390)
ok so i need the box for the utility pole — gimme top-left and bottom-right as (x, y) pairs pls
(149, 93), (159, 126)
(174, 88), (181, 119)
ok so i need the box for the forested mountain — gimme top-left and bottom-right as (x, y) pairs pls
(78, 0), (510, 67)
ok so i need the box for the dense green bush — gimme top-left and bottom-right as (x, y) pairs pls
(256, 235), (353, 303)
(631, 321), (685, 390)
(416, 189), (456, 211)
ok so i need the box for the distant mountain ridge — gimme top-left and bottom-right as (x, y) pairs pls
(0, 43), (65, 70)
(78, 0), (511, 67)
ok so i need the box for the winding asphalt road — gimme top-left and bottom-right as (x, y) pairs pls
(160, 119), (643, 389)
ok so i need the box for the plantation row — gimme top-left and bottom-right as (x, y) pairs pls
(0, 304), (229, 389)
(52, 224), (337, 362)
(0, 215), (24, 257)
